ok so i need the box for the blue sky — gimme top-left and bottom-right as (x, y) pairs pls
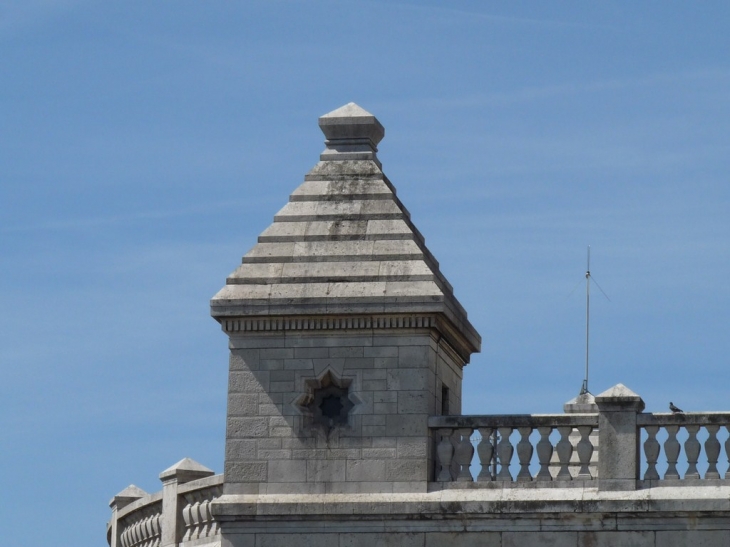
(2, 2), (730, 545)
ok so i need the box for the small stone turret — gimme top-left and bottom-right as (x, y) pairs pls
(210, 103), (481, 496)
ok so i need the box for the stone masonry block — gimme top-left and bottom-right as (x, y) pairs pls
(259, 359), (284, 370)
(225, 439), (257, 460)
(224, 461), (267, 483)
(229, 371), (270, 393)
(374, 357), (398, 368)
(284, 358), (314, 370)
(386, 414), (426, 437)
(269, 370), (296, 382)
(229, 336), (286, 349)
(329, 347), (364, 358)
(257, 449), (292, 460)
(373, 335), (431, 347)
(257, 438), (282, 449)
(362, 448), (396, 459)
(294, 347), (329, 358)
(503, 532), (578, 547)
(372, 437), (397, 448)
(267, 460), (306, 482)
(270, 426), (294, 437)
(227, 393), (259, 416)
(307, 459), (346, 482)
(362, 415), (386, 426)
(654, 531), (729, 547)
(425, 532), (500, 547)
(282, 437), (315, 449)
(259, 348), (295, 359)
(386, 368), (428, 391)
(326, 448), (360, 459)
(364, 346), (399, 358)
(373, 390), (397, 403)
(397, 437), (428, 459)
(230, 349), (260, 370)
(346, 459), (386, 482)
(362, 425), (386, 436)
(398, 391), (429, 414)
(385, 459), (426, 481)
(363, 369), (387, 380)
(292, 449), (328, 459)
(344, 358), (375, 369)
(258, 403), (282, 415)
(340, 533), (425, 547)
(363, 380), (388, 391)
(340, 436), (372, 448)
(374, 402), (398, 414)
(256, 534), (338, 547)
(577, 531), (653, 546)
(221, 533), (255, 547)
(398, 345), (431, 367)
(228, 417), (269, 438)
(269, 381), (294, 392)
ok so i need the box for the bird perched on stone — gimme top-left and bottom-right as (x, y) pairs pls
(669, 402), (684, 414)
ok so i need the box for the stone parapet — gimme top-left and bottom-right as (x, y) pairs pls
(212, 486), (730, 547)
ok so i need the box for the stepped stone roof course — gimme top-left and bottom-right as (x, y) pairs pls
(211, 103), (481, 360)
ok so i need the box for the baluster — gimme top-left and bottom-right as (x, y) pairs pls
(182, 500), (194, 540)
(535, 426), (553, 481)
(120, 525), (129, 547)
(476, 427), (495, 481)
(664, 425), (681, 479)
(643, 425), (661, 481)
(209, 509), (219, 537)
(152, 514), (161, 547)
(142, 516), (150, 547)
(201, 499), (213, 538)
(576, 426), (594, 479)
(130, 519), (140, 547)
(436, 428), (455, 481)
(496, 427), (514, 481)
(725, 425), (730, 479)
(191, 499), (203, 539)
(454, 428), (475, 481)
(197, 499), (209, 538)
(684, 424), (701, 479)
(516, 427), (534, 481)
(705, 424), (721, 479)
(555, 426), (573, 480)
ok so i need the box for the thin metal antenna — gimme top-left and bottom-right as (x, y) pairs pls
(581, 246), (591, 395)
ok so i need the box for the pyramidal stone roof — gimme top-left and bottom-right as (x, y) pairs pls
(211, 103), (481, 360)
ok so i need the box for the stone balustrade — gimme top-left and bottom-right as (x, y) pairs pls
(639, 412), (730, 484)
(429, 414), (599, 484)
(430, 404), (730, 490)
(108, 459), (222, 547)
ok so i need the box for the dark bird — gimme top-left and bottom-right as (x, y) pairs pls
(669, 402), (684, 414)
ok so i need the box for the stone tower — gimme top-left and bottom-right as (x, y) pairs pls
(210, 102), (481, 496)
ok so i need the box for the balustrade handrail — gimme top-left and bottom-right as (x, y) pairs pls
(429, 413), (599, 429)
(638, 412), (730, 426)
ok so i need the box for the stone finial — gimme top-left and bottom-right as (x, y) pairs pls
(109, 484), (147, 510)
(595, 383), (645, 412)
(159, 457), (214, 485)
(318, 102), (385, 164)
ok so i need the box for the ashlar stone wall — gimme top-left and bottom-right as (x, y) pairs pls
(224, 325), (464, 495)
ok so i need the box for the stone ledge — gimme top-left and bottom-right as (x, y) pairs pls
(211, 486), (730, 520)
